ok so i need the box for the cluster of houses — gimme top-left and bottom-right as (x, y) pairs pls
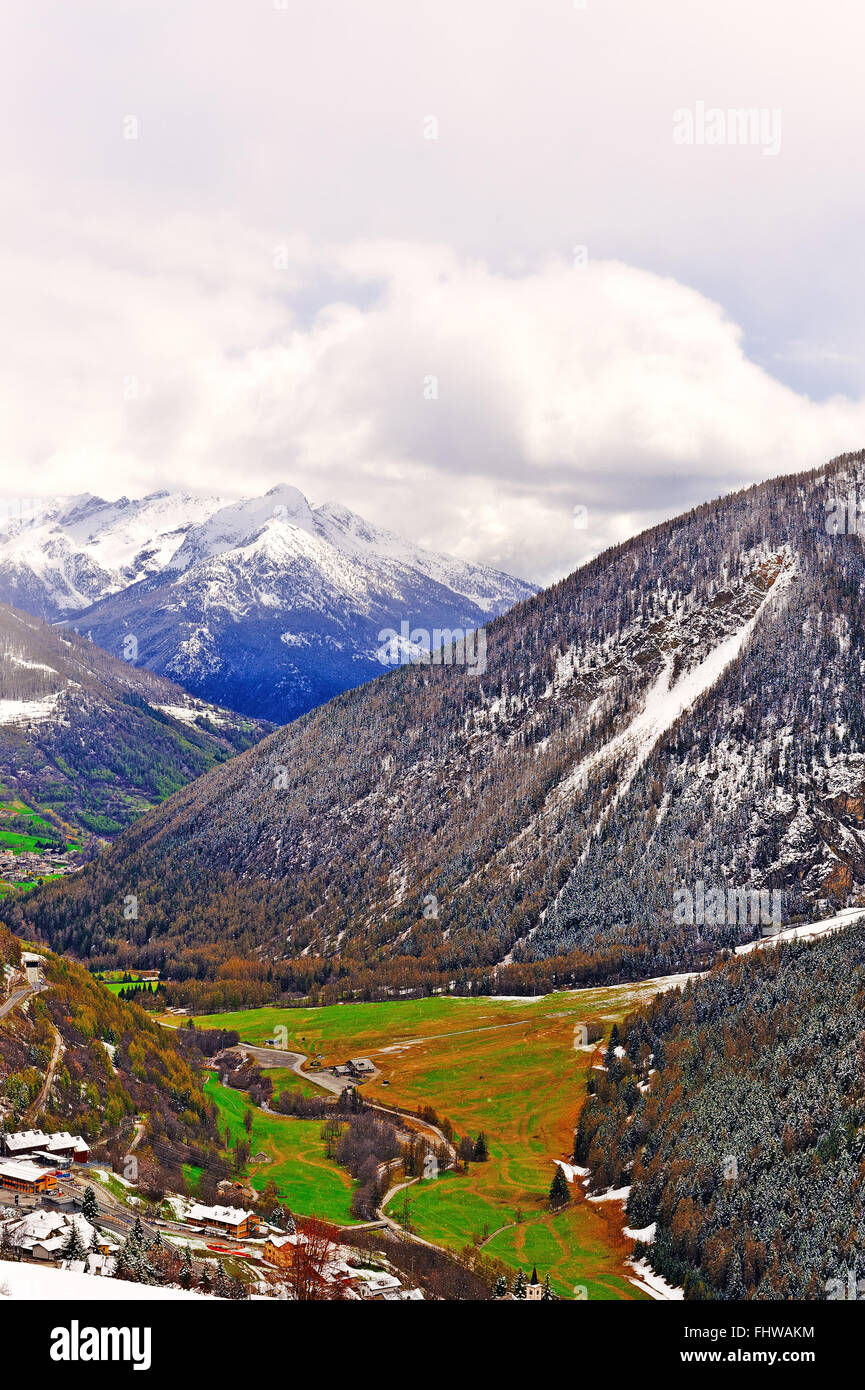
(0, 1128), (91, 1196)
(0, 1206), (117, 1273)
(0, 845), (76, 885)
(178, 1202), (422, 1298)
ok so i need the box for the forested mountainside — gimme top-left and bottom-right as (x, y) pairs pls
(9, 452), (865, 1002)
(0, 603), (268, 839)
(0, 484), (535, 722)
(0, 923), (216, 1165)
(575, 922), (865, 1299)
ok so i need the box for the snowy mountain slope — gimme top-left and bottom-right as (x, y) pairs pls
(15, 451), (865, 996)
(58, 484), (536, 722)
(0, 484), (535, 721)
(0, 602), (268, 840)
(0, 492), (226, 619)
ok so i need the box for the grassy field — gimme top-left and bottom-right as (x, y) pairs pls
(266, 1066), (322, 1101)
(184, 981), (680, 1298)
(182, 989), (663, 1058)
(204, 1073), (357, 1226)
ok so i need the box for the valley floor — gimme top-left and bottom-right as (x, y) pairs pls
(179, 980), (689, 1299)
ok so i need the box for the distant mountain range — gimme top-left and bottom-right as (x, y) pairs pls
(0, 601), (268, 841)
(0, 487), (536, 722)
(14, 451), (865, 999)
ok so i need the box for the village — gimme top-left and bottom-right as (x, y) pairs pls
(0, 1125), (427, 1300)
(0, 944), (563, 1302)
(0, 844), (78, 887)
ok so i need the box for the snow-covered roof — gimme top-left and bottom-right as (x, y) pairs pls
(266, 1232), (307, 1249)
(4, 1128), (89, 1155)
(0, 1158), (51, 1182)
(1, 1209), (97, 1252)
(187, 1203), (253, 1226)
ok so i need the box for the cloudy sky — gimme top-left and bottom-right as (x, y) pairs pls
(3, 0), (865, 584)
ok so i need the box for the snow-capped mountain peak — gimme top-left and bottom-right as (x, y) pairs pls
(0, 484), (536, 722)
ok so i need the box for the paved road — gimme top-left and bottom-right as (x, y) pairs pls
(0, 985), (34, 1020)
(239, 1044), (353, 1094)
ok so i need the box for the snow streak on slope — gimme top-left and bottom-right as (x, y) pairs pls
(561, 547), (796, 813)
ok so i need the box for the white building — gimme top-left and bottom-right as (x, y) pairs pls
(0, 1208), (113, 1262)
(2, 1128), (90, 1162)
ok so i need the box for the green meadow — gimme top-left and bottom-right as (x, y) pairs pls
(204, 1073), (357, 1226)
(184, 981), (674, 1297)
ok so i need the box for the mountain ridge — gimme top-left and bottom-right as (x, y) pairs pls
(0, 485), (536, 722)
(10, 452), (865, 1003)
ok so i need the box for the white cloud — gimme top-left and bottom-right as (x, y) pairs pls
(2, 1), (865, 582)
(2, 221), (865, 584)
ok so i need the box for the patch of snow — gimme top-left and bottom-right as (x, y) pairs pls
(0, 1259), (213, 1300)
(623, 1222), (656, 1243)
(736, 907), (865, 955)
(586, 1183), (632, 1204)
(627, 1257), (683, 1301)
(0, 691), (62, 725)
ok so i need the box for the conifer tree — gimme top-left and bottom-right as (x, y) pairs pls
(549, 1166), (570, 1209)
(81, 1185), (99, 1223)
(62, 1221), (86, 1262)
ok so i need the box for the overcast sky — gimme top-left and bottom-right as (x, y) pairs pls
(3, 0), (865, 584)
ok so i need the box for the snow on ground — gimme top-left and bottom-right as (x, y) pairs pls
(0, 692), (62, 725)
(154, 703), (227, 728)
(623, 1222), (656, 1243)
(736, 907), (865, 955)
(0, 1260), (211, 1300)
(555, 1161), (584, 1183)
(557, 551), (796, 815)
(586, 1184), (631, 1204)
(627, 1258), (683, 1301)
